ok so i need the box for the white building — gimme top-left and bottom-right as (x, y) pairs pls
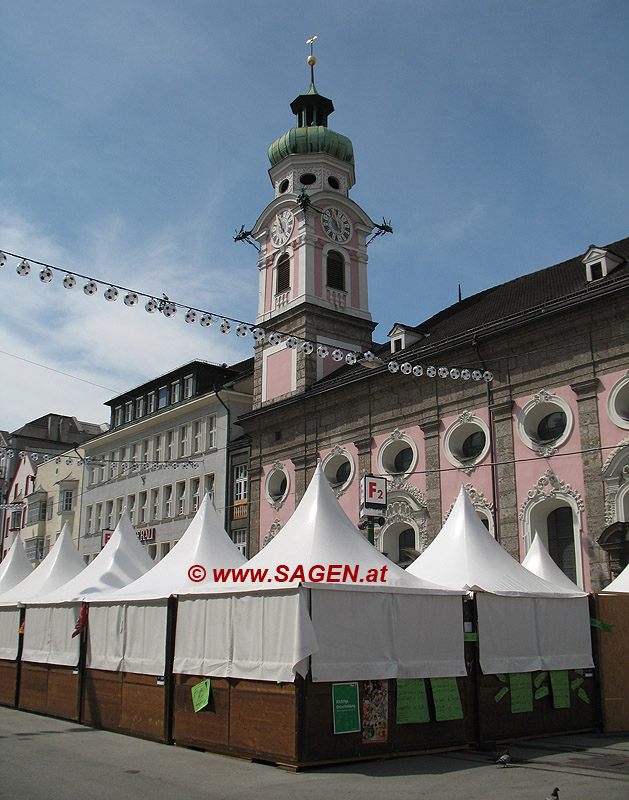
(80, 359), (253, 563)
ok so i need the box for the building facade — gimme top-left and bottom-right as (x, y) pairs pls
(238, 65), (629, 592)
(0, 414), (103, 561)
(80, 359), (253, 562)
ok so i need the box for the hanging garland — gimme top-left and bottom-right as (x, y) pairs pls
(0, 249), (493, 383)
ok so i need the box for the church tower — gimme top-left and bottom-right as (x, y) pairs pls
(251, 49), (377, 408)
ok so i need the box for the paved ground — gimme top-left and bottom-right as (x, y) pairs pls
(2, 706), (629, 800)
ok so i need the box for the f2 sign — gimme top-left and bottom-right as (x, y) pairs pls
(360, 475), (388, 517)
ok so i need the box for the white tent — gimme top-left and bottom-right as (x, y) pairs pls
(0, 525), (85, 660)
(0, 536), (32, 594)
(600, 561), (629, 593)
(406, 486), (593, 674)
(174, 465), (467, 683)
(522, 532), (584, 593)
(86, 494), (247, 675)
(22, 512), (154, 667)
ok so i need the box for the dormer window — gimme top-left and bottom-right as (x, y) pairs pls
(387, 323), (425, 354)
(582, 246), (623, 282)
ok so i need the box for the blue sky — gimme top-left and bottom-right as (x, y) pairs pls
(1, 1), (628, 431)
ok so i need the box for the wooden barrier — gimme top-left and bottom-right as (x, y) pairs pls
(0, 659), (18, 707)
(594, 593), (629, 732)
(18, 663), (79, 721)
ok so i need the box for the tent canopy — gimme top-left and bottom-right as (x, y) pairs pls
(522, 532), (584, 593)
(0, 523), (85, 606)
(187, 463), (462, 596)
(600, 559), (629, 593)
(407, 486), (585, 598)
(0, 536), (32, 594)
(97, 494), (247, 602)
(30, 511), (154, 604)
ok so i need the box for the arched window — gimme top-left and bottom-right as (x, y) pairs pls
(547, 506), (577, 582)
(276, 254), (290, 294)
(326, 250), (345, 291)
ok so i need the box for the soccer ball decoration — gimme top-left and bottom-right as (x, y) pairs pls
(63, 274), (76, 289)
(145, 298), (158, 313)
(220, 319), (231, 334)
(84, 281), (98, 295)
(185, 309), (197, 324)
(39, 267), (53, 282)
(104, 286), (119, 301)
(200, 314), (213, 327)
(16, 260), (31, 276)
(124, 292), (138, 306)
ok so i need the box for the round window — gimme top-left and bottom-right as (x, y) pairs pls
(265, 466), (289, 506)
(299, 173), (316, 185)
(322, 450), (354, 493)
(461, 431), (486, 460)
(536, 411), (567, 443)
(378, 434), (417, 477)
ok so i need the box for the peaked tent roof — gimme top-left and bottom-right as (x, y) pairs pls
(0, 524), (85, 606)
(522, 533), (584, 593)
(32, 511), (155, 604)
(600, 560), (629, 593)
(406, 487), (585, 597)
(0, 537), (32, 594)
(192, 464), (462, 595)
(101, 494), (247, 601)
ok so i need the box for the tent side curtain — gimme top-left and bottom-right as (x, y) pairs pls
(22, 605), (80, 666)
(310, 590), (466, 682)
(476, 594), (594, 674)
(87, 602), (168, 676)
(173, 589), (318, 682)
(0, 608), (21, 660)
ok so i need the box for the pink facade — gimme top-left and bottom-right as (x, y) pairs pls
(1, 456), (35, 559)
(263, 349), (293, 403)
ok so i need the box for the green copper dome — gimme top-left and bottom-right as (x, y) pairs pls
(268, 81), (354, 167)
(268, 126), (354, 167)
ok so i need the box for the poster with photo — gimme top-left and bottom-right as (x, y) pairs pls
(361, 679), (388, 743)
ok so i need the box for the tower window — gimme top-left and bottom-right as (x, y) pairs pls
(279, 178), (289, 193)
(299, 173), (316, 185)
(276, 254), (290, 294)
(327, 176), (340, 190)
(326, 250), (345, 291)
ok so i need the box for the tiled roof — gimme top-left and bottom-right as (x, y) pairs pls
(406, 237), (629, 348)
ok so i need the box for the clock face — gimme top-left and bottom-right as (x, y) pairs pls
(321, 207), (351, 243)
(270, 210), (294, 248)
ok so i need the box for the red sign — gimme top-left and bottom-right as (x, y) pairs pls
(360, 475), (387, 517)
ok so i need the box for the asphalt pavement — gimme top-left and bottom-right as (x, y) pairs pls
(2, 706), (629, 800)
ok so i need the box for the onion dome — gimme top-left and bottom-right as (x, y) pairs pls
(268, 82), (354, 167)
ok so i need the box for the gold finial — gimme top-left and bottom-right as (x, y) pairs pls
(306, 35), (317, 82)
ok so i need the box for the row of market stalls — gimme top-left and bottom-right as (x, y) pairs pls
(0, 464), (620, 766)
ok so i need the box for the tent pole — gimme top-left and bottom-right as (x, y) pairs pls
(163, 595), (178, 744)
(14, 607), (25, 709)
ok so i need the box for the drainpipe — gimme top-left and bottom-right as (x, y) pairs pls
(471, 337), (499, 541)
(214, 384), (231, 531)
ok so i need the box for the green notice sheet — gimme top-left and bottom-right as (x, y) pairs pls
(550, 670), (571, 709)
(430, 677), (463, 722)
(332, 683), (360, 734)
(510, 673), (533, 713)
(396, 679), (430, 724)
(191, 678), (211, 713)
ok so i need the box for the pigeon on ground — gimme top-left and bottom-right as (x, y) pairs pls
(544, 790), (559, 800)
(496, 748), (511, 767)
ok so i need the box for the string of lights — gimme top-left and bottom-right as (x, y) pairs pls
(0, 249), (493, 383)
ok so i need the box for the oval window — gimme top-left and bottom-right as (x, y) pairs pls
(279, 178), (289, 193)
(327, 176), (340, 189)
(462, 431), (486, 460)
(537, 411), (567, 442)
(299, 173), (316, 185)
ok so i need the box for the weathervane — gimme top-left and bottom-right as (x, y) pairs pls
(306, 35), (317, 83)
